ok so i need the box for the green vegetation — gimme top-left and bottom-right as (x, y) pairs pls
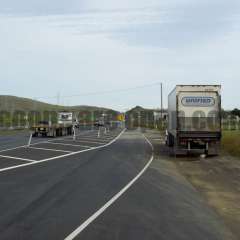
(0, 95), (119, 128)
(0, 129), (29, 136)
(0, 95), (116, 112)
(125, 106), (167, 130)
(222, 131), (240, 158)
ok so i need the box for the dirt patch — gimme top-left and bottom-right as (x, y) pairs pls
(174, 153), (240, 239)
(145, 130), (240, 239)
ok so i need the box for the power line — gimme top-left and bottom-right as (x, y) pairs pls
(35, 82), (161, 100)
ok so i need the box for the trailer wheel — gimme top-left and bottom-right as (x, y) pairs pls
(167, 133), (174, 147)
(33, 132), (38, 137)
(52, 130), (56, 138)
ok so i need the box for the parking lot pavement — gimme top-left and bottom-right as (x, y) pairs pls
(0, 157), (27, 168)
(50, 140), (105, 148)
(30, 143), (90, 152)
(0, 128), (124, 171)
(0, 147), (68, 161)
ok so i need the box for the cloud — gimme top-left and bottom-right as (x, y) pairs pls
(0, 0), (87, 15)
(0, 0), (239, 110)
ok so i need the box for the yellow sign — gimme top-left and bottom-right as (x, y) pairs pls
(117, 114), (125, 121)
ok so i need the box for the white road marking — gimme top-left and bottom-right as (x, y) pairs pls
(73, 137), (111, 142)
(44, 142), (92, 148)
(75, 139), (109, 144)
(0, 145), (29, 154)
(55, 139), (106, 145)
(0, 128), (126, 173)
(0, 129), (112, 154)
(74, 140), (107, 144)
(0, 155), (36, 162)
(28, 146), (73, 153)
(64, 133), (154, 240)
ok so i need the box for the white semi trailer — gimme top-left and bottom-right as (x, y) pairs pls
(166, 85), (221, 155)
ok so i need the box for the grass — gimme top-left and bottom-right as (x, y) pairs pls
(0, 129), (30, 136)
(222, 130), (240, 158)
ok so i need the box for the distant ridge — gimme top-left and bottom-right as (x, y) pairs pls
(0, 95), (117, 113)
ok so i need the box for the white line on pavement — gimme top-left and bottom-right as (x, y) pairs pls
(55, 139), (106, 145)
(0, 145), (29, 154)
(64, 133), (154, 240)
(44, 142), (92, 148)
(0, 131), (116, 154)
(0, 155), (36, 162)
(0, 128), (126, 173)
(72, 137), (110, 142)
(28, 146), (73, 153)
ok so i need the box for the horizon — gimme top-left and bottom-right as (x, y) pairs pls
(0, 0), (239, 110)
(0, 94), (238, 112)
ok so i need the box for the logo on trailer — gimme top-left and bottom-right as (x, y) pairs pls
(181, 97), (215, 107)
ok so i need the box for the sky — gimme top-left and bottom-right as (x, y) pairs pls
(0, 0), (240, 111)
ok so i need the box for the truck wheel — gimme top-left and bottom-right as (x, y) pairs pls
(168, 134), (174, 147)
(33, 132), (38, 137)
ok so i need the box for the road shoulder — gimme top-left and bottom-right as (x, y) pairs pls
(79, 130), (234, 240)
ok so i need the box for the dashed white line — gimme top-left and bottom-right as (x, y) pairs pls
(64, 133), (154, 240)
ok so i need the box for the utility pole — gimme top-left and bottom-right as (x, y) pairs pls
(160, 83), (163, 120)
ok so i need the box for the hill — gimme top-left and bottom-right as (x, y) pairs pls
(0, 95), (119, 128)
(0, 95), (117, 113)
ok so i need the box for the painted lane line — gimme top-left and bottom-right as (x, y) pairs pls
(0, 130), (107, 154)
(64, 133), (154, 240)
(0, 144), (31, 154)
(74, 139), (109, 144)
(55, 139), (106, 145)
(44, 142), (92, 148)
(0, 129), (126, 173)
(142, 134), (154, 151)
(73, 138), (109, 143)
(62, 138), (109, 143)
(73, 140), (106, 145)
(0, 155), (36, 162)
(80, 136), (116, 141)
(28, 146), (73, 153)
(73, 137), (110, 142)
(0, 138), (66, 154)
(75, 137), (114, 142)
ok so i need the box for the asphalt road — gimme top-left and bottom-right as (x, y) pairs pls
(0, 128), (233, 240)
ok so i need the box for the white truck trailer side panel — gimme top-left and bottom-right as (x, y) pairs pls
(168, 87), (177, 135)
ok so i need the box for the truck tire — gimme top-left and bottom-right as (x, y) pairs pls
(33, 132), (38, 137)
(52, 130), (56, 138)
(168, 133), (174, 147)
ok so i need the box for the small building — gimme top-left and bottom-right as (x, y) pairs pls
(153, 110), (168, 121)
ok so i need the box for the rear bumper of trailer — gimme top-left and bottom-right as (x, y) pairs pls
(169, 131), (221, 156)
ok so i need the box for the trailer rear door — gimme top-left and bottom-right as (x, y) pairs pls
(178, 91), (220, 132)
